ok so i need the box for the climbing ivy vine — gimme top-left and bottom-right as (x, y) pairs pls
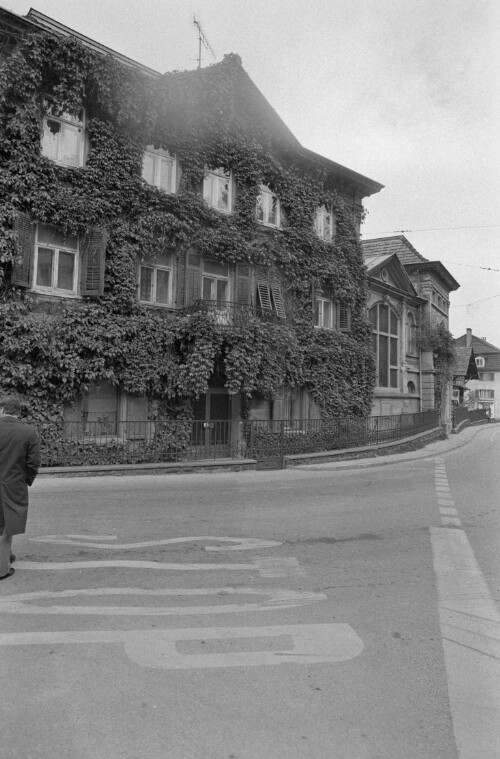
(0, 32), (375, 423)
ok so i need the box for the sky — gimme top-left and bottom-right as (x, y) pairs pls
(4, 0), (500, 347)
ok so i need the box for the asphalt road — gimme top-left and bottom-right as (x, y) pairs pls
(1, 426), (499, 759)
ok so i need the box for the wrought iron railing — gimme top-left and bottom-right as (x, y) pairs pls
(452, 405), (489, 428)
(179, 299), (283, 324)
(39, 410), (440, 468)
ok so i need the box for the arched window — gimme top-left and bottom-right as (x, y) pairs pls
(475, 356), (485, 368)
(407, 381), (416, 394)
(406, 312), (417, 355)
(369, 303), (399, 388)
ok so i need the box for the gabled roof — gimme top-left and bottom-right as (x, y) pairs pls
(362, 235), (426, 264)
(365, 253), (420, 299)
(362, 235), (460, 292)
(453, 346), (479, 381)
(455, 333), (500, 354)
(12, 7), (383, 201)
(455, 333), (500, 371)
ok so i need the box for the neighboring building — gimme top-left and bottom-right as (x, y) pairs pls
(452, 343), (479, 406)
(0, 7), (383, 452)
(362, 236), (460, 421)
(455, 330), (500, 419)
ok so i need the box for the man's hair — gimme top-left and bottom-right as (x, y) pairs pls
(0, 393), (23, 415)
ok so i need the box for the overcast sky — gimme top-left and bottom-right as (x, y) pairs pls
(5, 0), (500, 347)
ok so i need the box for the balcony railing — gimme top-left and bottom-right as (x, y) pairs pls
(179, 299), (283, 324)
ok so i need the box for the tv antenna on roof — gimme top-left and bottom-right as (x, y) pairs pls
(193, 15), (216, 68)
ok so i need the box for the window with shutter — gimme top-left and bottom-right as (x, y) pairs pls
(81, 228), (107, 297)
(256, 268), (272, 311)
(338, 303), (350, 331)
(186, 250), (202, 305)
(32, 222), (81, 296)
(270, 274), (286, 318)
(12, 212), (34, 287)
(235, 263), (251, 305)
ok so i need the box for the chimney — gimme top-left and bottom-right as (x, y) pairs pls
(466, 328), (472, 347)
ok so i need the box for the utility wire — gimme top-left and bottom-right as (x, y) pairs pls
(452, 292), (500, 308)
(440, 261), (500, 272)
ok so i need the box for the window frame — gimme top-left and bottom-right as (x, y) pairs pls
(314, 206), (335, 242)
(138, 258), (173, 307)
(203, 167), (233, 214)
(33, 223), (80, 297)
(41, 107), (86, 168)
(369, 302), (400, 389)
(314, 297), (335, 330)
(202, 259), (231, 304)
(475, 357), (485, 368)
(142, 146), (177, 193)
(256, 185), (281, 228)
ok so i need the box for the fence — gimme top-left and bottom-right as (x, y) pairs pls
(39, 410), (441, 468)
(452, 406), (489, 429)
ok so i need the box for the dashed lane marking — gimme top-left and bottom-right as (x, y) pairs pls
(432, 458), (500, 757)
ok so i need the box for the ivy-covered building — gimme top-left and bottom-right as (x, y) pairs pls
(0, 7), (384, 455)
(362, 236), (460, 422)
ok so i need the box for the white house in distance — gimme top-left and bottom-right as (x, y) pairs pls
(455, 329), (500, 420)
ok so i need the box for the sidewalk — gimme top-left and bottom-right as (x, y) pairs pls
(293, 422), (495, 472)
(37, 422), (495, 478)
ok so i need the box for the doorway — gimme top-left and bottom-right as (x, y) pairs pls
(192, 389), (231, 449)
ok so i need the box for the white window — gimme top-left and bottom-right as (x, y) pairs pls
(314, 206), (335, 241)
(139, 253), (173, 306)
(34, 223), (79, 295)
(202, 259), (230, 303)
(475, 357), (485, 368)
(142, 147), (176, 193)
(41, 108), (85, 167)
(314, 298), (335, 329)
(314, 297), (350, 331)
(203, 168), (232, 213)
(256, 185), (281, 228)
(477, 389), (494, 399)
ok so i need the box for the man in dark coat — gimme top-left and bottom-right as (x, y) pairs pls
(0, 393), (40, 580)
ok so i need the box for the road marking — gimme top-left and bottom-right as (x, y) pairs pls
(0, 586), (326, 616)
(0, 623), (364, 669)
(431, 526), (500, 758)
(434, 460), (462, 528)
(30, 535), (282, 552)
(15, 556), (305, 578)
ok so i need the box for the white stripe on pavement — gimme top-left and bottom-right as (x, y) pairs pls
(431, 525), (500, 758)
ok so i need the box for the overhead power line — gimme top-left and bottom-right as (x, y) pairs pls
(452, 292), (500, 308)
(440, 261), (500, 272)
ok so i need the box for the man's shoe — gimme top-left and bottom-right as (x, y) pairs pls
(0, 568), (15, 580)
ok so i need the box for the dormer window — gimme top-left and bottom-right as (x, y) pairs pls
(203, 168), (232, 213)
(41, 108), (86, 167)
(475, 357), (485, 368)
(314, 206), (335, 241)
(142, 147), (176, 193)
(256, 185), (281, 228)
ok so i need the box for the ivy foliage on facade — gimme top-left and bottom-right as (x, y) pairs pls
(0, 32), (375, 421)
(418, 323), (456, 410)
